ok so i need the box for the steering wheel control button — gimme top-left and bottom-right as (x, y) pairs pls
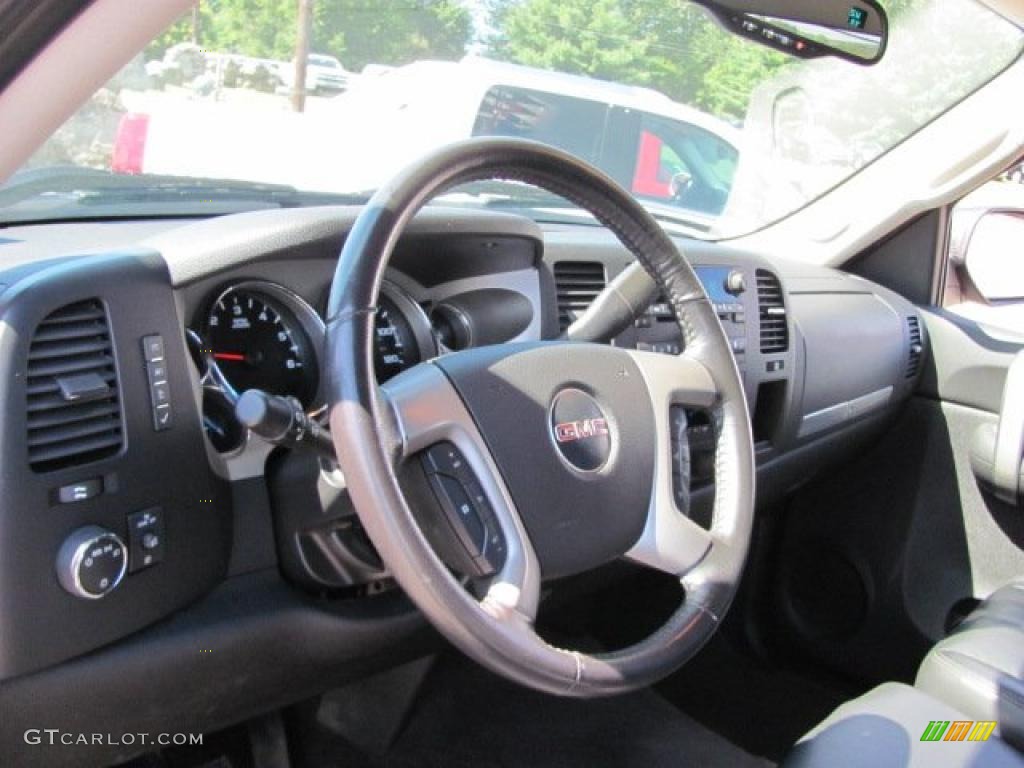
(127, 507), (165, 573)
(56, 477), (103, 504)
(56, 526), (128, 599)
(465, 480), (508, 573)
(549, 388), (612, 472)
(437, 475), (487, 553)
(419, 442), (506, 577)
(422, 443), (476, 486)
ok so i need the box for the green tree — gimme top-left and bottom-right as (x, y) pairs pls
(486, 0), (788, 121)
(315, 0), (472, 70)
(147, 0), (473, 70)
(490, 0), (654, 85)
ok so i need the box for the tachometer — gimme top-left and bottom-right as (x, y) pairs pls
(203, 283), (321, 406)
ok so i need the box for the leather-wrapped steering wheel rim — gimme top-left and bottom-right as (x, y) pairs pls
(325, 137), (755, 696)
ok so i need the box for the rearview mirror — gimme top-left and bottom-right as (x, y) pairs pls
(694, 0), (888, 64)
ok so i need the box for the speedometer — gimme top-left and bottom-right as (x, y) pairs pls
(203, 283), (321, 406)
(374, 296), (419, 382)
(373, 284), (437, 383)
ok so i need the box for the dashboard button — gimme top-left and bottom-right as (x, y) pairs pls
(143, 336), (173, 430)
(152, 404), (173, 431)
(150, 381), (170, 406)
(146, 360), (168, 386)
(57, 477), (102, 504)
(142, 334), (165, 362)
(128, 507), (165, 572)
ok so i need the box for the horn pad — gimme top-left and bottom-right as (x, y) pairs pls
(434, 342), (656, 578)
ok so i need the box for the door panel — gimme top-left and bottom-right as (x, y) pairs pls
(919, 308), (1023, 412)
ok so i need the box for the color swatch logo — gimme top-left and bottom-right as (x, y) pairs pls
(921, 721), (997, 742)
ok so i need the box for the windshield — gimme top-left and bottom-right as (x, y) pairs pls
(5, 0), (1022, 237)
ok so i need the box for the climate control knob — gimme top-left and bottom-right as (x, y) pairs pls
(56, 526), (127, 600)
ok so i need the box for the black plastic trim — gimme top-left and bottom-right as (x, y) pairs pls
(0, 570), (435, 768)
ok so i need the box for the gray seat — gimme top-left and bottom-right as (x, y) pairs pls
(916, 578), (1024, 750)
(784, 682), (1024, 767)
(955, 578), (1024, 633)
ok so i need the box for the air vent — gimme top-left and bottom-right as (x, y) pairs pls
(906, 316), (923, 379)
(554, 261), (606, 332)
(756, 269), (788, 354)
(26, 300), (123, 472)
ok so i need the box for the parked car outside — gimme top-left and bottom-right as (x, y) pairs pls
(279, 53), (352, 95)
(112, 57), (743, 230)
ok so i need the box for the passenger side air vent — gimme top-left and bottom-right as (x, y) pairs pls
(756, 269), (788, 354)
(553, 261), (606, 332)
(26, 300), (123, 472)
(906, 315), (923, 379)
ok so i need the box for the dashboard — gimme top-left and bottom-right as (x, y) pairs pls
(0, 205), (925, 766)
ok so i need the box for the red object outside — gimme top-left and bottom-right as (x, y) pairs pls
(111, 113), (150, 174)
(213, 353), (246, 362)
(631, 130), (671, 198)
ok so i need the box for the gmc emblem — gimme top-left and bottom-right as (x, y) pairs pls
(554, 418), (609, 443)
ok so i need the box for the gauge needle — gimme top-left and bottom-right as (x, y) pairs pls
(213, 352), (246, 362)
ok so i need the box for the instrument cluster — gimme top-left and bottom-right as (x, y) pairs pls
(190, 279), (438, 452)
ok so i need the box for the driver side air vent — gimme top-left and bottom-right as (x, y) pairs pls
(26, 300), (123, 472)
(906, 315), (923, 379)
(756, 269), (788, 354)
(554, 261), (606, 332)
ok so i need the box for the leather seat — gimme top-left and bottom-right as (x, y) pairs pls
(785, 578), (1024, 766)
(784, 682), (1024, 767)
(916, 578), (1024, 750)
(954, 578), (1024, 633)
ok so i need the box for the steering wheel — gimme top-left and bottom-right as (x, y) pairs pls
(325, 138), (755, 696)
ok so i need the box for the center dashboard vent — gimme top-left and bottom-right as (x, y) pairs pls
(756, 269), (788, 354)
(554, 261), (606, 332)
(906, 315), (923, 379)
(26, 300), (123, 472)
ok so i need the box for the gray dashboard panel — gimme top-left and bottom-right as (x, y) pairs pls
(145, 205), (545, 287)
(791, 292), (902, 435)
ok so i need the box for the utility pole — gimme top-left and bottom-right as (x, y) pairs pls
(292, 0), (313, 112)
(191, 1), (201, 45)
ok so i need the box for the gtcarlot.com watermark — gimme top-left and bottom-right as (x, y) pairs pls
(25, 729), (202, 747)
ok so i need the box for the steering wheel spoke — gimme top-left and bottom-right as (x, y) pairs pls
(624, 349), (720, 576)
(382, 363), (541, 622)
